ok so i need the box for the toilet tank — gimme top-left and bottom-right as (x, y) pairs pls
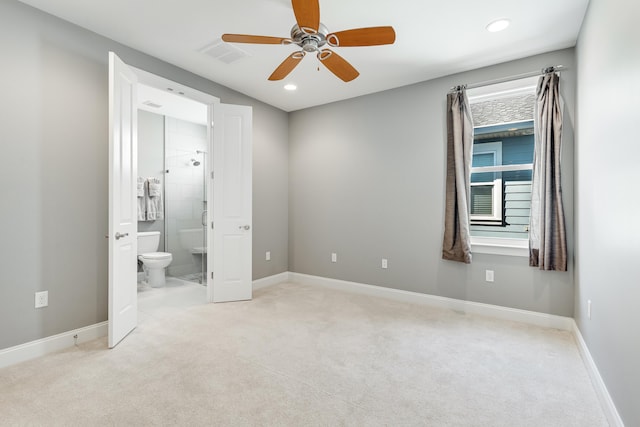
(137, 231), (160, 254)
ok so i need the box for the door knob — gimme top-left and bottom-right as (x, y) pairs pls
(115, 232), (129, 240)
(239, 225), (250, 231)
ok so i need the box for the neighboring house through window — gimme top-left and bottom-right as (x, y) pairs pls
(467, 77), (537, 255)
(470, 141), (502, 222)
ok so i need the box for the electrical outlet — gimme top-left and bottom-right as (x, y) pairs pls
(587, 300), (592, 319)
(35, 291), (48, 308)
(265, 251), (271, 261)
(485, 270), (495, 282)
(331, 253), (337, 263)
(382, 258), (388, 269)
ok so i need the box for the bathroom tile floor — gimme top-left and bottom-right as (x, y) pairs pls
(137, 278), (206, 319)
(176, 272), (205, 283)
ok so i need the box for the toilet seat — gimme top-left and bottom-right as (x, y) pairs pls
(139, 252), (172, 260)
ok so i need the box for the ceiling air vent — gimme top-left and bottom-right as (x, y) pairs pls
(142, 100), (162, 108)
(200, 38), (251, 64)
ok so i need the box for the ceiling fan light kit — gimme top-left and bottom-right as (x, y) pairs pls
(221, 0), (396, 82)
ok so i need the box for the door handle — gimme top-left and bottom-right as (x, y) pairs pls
(201, 210), (207, 227)
(239, 225), (250, 231)
(115, 232), (129, 240)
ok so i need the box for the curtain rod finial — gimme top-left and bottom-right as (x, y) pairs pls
(542, 65), (564, 74)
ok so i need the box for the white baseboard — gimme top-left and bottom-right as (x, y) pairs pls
(253, 272), (291, 290)
(289, 272), (574, 331)
(572, 321), (624, 427)
(0, 321), (108, 370)
(0, 273), (291, 371)
(289, 272), (623, 423)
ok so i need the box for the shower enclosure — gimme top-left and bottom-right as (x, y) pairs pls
(164, 117), (208, 284)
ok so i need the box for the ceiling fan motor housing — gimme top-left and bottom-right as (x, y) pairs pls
(291, 23), (329, 52)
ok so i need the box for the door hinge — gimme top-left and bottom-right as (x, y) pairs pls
(211, 221), (214, 229)
(210, 171), (214, 179)
(211, 272), (214, 279)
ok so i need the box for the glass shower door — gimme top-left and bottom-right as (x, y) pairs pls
(164, 117), (208, 284)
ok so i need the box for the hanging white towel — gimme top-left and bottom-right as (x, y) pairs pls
(137, 177), (145, 197)
(148, 179), (162, 197)
(137, 177), (146, 221)
(138, 197), (146, 221)
(146, 177), (164, 220)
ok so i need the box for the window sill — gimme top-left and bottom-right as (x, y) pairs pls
(471, 236), (528, 257)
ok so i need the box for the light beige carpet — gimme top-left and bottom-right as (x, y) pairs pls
(0, 282), (607, 426)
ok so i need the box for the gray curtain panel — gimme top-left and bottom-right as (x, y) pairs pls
(529, 72), (567, 271)
(442, 88), (473, 264)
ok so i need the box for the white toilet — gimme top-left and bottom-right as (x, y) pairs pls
(137, 231), (173, 287)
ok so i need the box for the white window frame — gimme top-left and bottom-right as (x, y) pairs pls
(470, 141), (502, 222)
(467, 75), (538, 257)
(470, 236), (529, 257)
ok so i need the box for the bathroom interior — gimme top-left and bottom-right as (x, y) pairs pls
(136, 83), (210, 303)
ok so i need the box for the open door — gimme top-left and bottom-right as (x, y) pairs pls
(108, 52), (138, 347)
(210, 104), (253, 303)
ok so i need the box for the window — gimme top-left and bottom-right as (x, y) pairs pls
(467, 77), (537, 256)
(470, 141), (502, 222)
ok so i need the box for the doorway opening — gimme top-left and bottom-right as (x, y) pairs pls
(109, 52), (253, 348)
(136, 82), (210, 311)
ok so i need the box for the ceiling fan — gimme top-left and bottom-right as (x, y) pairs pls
(221, 0), (396, 82)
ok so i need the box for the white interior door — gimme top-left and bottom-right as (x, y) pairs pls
(108, 52), (138, 347)
(210, 103), (253, 303)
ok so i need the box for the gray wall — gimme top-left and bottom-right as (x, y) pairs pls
(0, 0), (289, 350)
(575, 0), (640, 424)
(289, 49), (576, 317)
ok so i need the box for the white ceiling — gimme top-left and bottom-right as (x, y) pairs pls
(19, 0), (589, 112)
(138, 84), (208, 125)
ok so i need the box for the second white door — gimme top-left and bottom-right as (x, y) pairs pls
(210, 103), (253, 303)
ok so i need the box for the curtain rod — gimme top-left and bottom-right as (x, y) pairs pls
(449, 65), (566, 93)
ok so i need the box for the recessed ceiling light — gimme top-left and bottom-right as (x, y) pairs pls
(284, 84), (297, 91)
(486, 18), (510, 33)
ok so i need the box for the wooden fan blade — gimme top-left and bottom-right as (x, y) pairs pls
(268, 52), (305, 81)
(317, 49), (359, 82)
(222, 34), (289, 44)
(291, 0), (320, 33)
(327, 26), (396, 47)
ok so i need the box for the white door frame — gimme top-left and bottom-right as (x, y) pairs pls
(132, 67), (220, 108)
